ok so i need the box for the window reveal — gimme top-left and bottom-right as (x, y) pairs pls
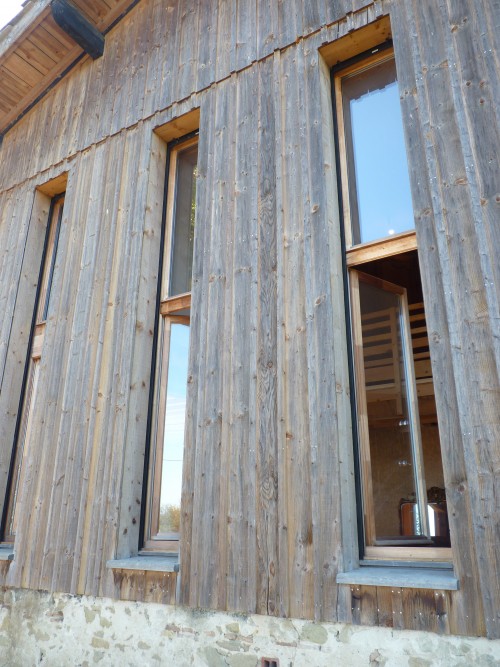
(334, 48), (451, 560)
(143, 136), (197, 551)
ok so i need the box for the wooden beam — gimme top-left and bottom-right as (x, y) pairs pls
(346, 231), (418, 267)
(50, 0), (104, 60)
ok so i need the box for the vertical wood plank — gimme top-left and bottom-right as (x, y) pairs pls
(401, 588), (439, 633)
(196, 0), (218, 91)
(180, 90), (216, 608)
(176, 0), (201, 102)
(444, 0), (500, 358)
(215, 0), (235, 80)
(354, 585), (378, 626)
(157, 0), (181, 113)
(79, 40), (106, 150)
(277, 0), (302, 48)
(144, 570), (177, 604)
(375, 586), (395, 628)
(226, 63), (259, 613)
(273, 47), (290, 620)
(140, 0), (165, 120)
(255, 56), (279, 617)
(214, 72), (237, 612)
(235, 0), (257, 71)
(66, 62), (91, 157)
(257, 0), (279, 59)
(302, 0), (326, 37)
(124, 0), (153, 128)
(302, 40), (350, 621)
(112, 7), (142, 136)
(189, 78), (233, 610)
(51, 58), (79, 163)
(391, 587), (405, 631)
(277, 43), (314, 620)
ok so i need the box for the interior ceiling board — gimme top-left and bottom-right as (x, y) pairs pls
(0, 0), (140, 136)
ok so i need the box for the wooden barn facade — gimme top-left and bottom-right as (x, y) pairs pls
(0, 0), (498, 655)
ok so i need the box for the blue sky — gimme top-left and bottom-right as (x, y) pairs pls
(0, 1), (24, 30)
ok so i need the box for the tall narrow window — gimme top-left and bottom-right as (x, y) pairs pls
(334, 47), (451, 561)
(143, 135), (198, 552)
(2, 194), (65, 543)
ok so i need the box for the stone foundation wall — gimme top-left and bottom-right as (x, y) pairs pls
(0, 588), (498, 667)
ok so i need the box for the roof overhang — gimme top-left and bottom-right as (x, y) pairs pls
(0, 0), (141, 138)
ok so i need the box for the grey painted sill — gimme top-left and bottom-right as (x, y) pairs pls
(0, 546), (14, 561)
(337, 566), (458, 590)
(106, 554), (179, 573)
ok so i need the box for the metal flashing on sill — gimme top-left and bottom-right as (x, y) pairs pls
(337, 566), (459, 590)
(106, 554), (179, 573)
(361, 559), (453, 570)
(0, 546), (14, 561)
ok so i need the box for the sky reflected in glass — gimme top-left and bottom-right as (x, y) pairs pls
(344, 58), (414, 244)
(161, 322), (190, 509)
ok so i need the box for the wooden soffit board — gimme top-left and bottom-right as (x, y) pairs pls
(0, 0), (141, 137)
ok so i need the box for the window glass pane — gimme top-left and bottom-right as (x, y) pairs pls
(343, 58), (414, 244)
(169, 144), (198, 296)
(418, 393), (450, 547)
(39, 198), (64, 322)
(158, 321), (190, 536)
(359, 280), (420, 542)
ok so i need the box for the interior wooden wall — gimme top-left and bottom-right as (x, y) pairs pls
(0, 0), (498, 639)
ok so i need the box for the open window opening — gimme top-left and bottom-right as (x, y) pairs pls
(2, 193), (65, 543)
(333, 45), (451, 561)
(142, 134), (198, 553)
(350, 252), (451, 560)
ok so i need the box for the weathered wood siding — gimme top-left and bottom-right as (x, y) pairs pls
(390, 0), (500, 638)
(0, 184), (45, 510)
(178, 39), (355, 622)
(0, 0), (498, 639)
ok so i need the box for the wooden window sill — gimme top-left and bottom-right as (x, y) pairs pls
(0, 546), (14, 561)
(345, 229), (417, 266)
(337, 566), (458, 590)
(106, 554), (179, 573)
